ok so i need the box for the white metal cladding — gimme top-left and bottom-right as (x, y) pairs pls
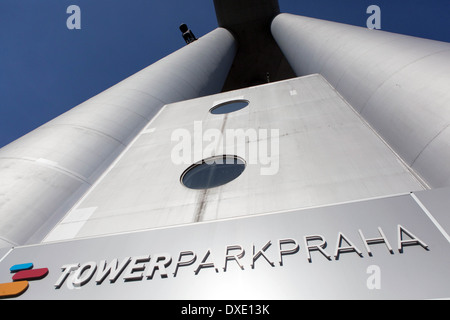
(43, 75), (425, 243)
(0, 28), (236, 248)
(271, 13), (450, 189)
(4, 188), (450, 300)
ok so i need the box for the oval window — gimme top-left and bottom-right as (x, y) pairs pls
(210, 100), (249, 114)
(181, 155), (246, 189)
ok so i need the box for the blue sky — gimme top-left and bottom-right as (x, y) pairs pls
(0, 0), (449, 148)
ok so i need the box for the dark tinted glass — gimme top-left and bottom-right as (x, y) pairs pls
(181, 156), (246, 189)
(210, 100), (249, 114)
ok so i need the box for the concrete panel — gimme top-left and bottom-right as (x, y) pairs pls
(272, 13), (450, 188)
(0, 28), (236, 247)
(0, 158), (90, 245)
(43, 75), (424, 242)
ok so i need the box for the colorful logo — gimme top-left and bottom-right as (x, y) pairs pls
(0, 263), (49, 299)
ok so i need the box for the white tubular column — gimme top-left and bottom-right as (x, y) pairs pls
(272, 13), (450, 189)
(0, 28), (236, 248)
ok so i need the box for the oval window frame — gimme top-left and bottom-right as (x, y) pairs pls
(180, 155), (246, 190)
(209, 99), (249, 115)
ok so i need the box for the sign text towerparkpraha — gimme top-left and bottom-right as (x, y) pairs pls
(54, 224), (428, 289)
